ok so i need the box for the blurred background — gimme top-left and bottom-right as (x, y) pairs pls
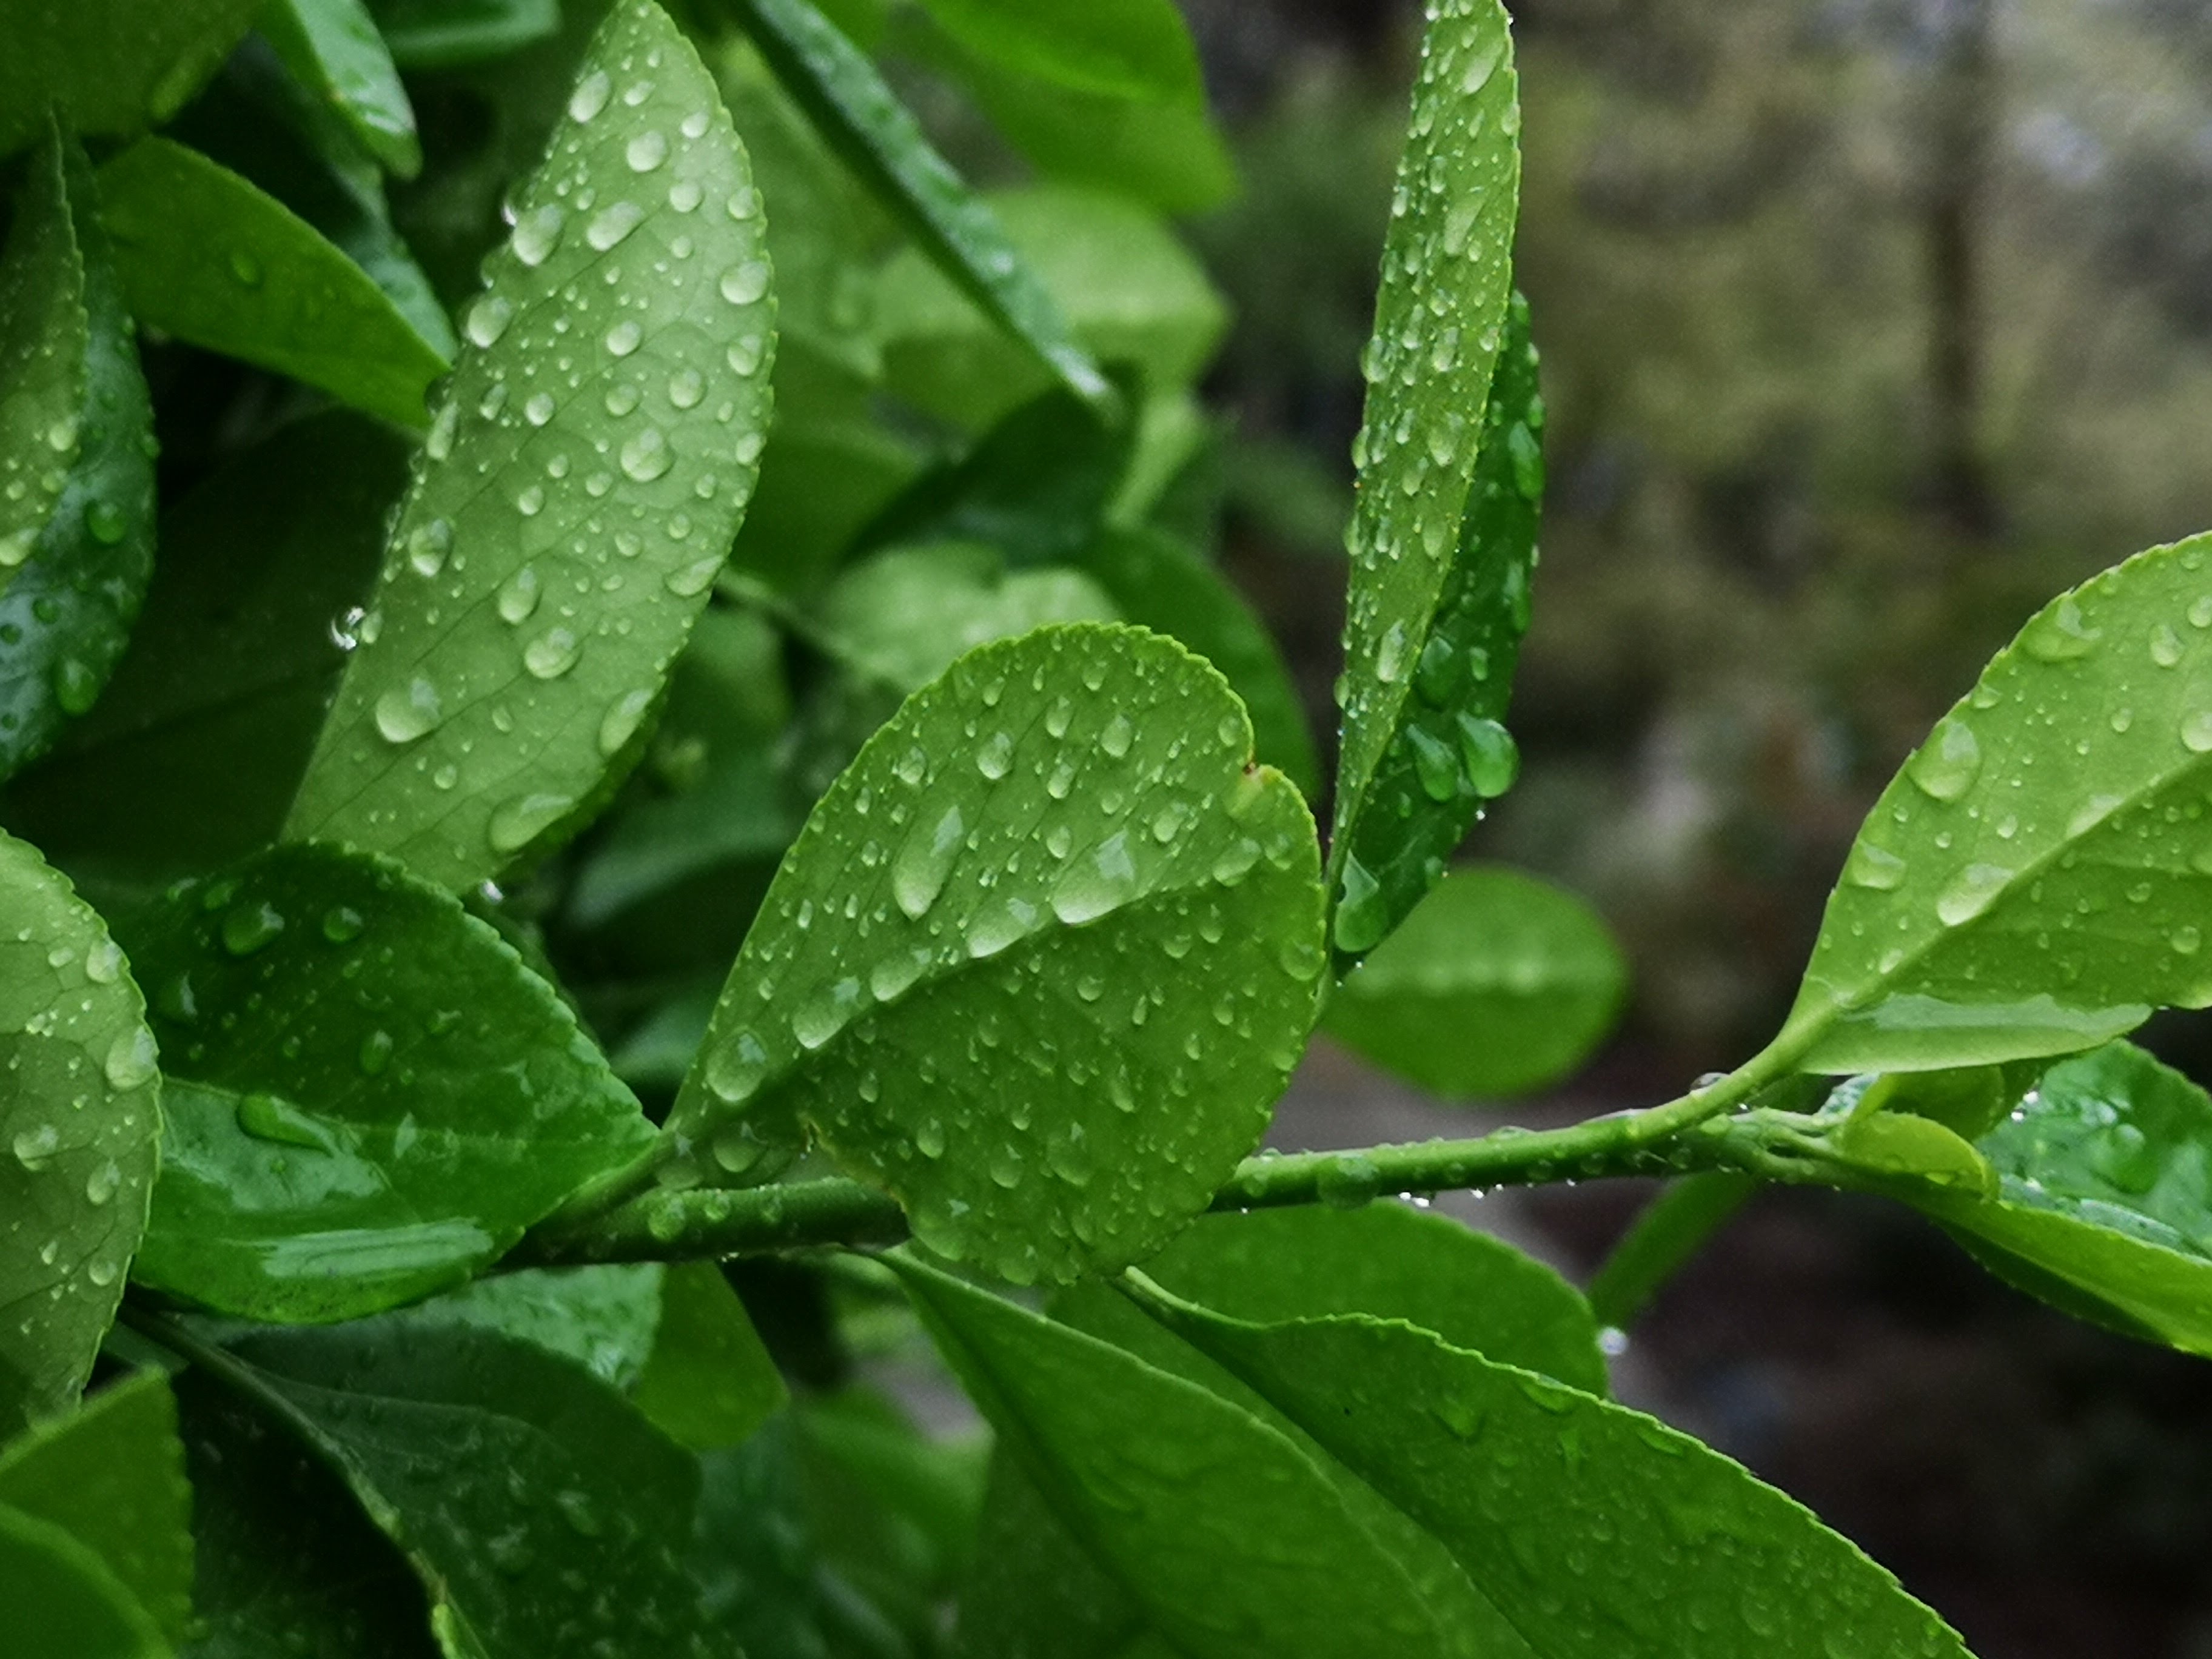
(1164, 2), (2212, 1654)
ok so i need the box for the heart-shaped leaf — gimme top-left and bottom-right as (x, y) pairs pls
(286, 0), (777, 890)
(0, 829), (159, 1436)
(663, 623), (1325, 1285)
(1778, 530), (2212, 1074)
(0, 132), (158, 783)
(119, 842), (652, 1322)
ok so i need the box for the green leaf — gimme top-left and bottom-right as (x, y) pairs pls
(1906, 1041), (2212, 1353)
(891, 1252), (1472, 1659)
(0, 1372), (193, 1646)
(1076, 525), (1321, 802)
(0, 1502), (168, 1659)
(911, 0), (1201, 102)
(1332, 291), (1541, 962)
(0, 829), (160, 1436)
(632, 1261), (788, 1450)
(284, 0), (778, 891)
(260, 0), (424, 178)
(1778, 532), (2212, 1074)
(1122, 1281), (1974, 1659)
(0, 0), (262, 158)
(174, 1367), (438, 1659)
(95, 139), (450, 429)
(1324, 865), (1626, 1099)
(732, 0), (1111, 413)
(874, 184), (1226, 432)
(366, 0), (560, 69)
(215, 1319), (720, 1659)
(0, 135), (159, 784)
(119, 843), (652, 1322)
(0, 412), (405, 886)
(665, 624), (1326, 1285)
(370, 1263), (665, 1385)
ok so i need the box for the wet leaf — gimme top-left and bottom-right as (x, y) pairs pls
(95, 138), (449, 429)
(0, 1501), (167, 1658)
(285, 0), (777, 891)
(1122, 1278), (1974, 1659)
(119, 843), (652, 1323)
(1324, 865), (1626, 1099)
(216, 1319), (721, 1659)
(0, 133), (158, 783)
(732, 0), (1111, 413)
(366, 0), (561, 69)
(1780, 531), (2212, 1073)
(0, 0), (261, 157)
(892, 1252), (1469, 1659)
(911, 0), (1201, 102)
(874, 184), (1225, 432)
(0, 829), (159, 1436)
(260, 0), (423, 178)
(631, 1261), (788, 1450)
(1909, 1041), (2212, 1353)
(372, 1263), (665, 1386)
(0, 1372), (193, 1646)
(1332, 290), (1541, 962)
(664, 624), (1326, 1285)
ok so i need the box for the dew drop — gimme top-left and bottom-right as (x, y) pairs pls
(523, 626), (582, 679)
(406, 517), (454, 577)
(976, 731), (1014, 779)
(104, 1027), (158, 1090)
(2021, 596), (2100, 663)
(668, 178), (702, 213)
(893, 805), (965, 919)
(667, 368), (703, 409)
(598, 688), (654, 756)
(2152, 623), (2185, 668)
(83, 500), (126, 545)
(605, 319), (643, 357)
(524, 391), (556, 426)
(586, 201), (644, 250)
(2184, 709), (2212, 754)
(374, 677), (444, 743)
(464, 295), (514, 349)
(719, 262), (770, 305)
(1050, 831), (1139, 925)
(221, 902), (285, 956)
(1843, 842), (1907, 891)
(625, 130), (668, 172)
(1455, 714), (1520, 797)
(488, 792), (575, 854)
(1936, 862), (2013, 927)
(512, 204), (565, 266)
(569, 70), (612, 122)
(1906, 716), (1982, 802)
(620, 427), (672, 481)
(497, 565), (541, 624)
(13, 1124), (58, 1169)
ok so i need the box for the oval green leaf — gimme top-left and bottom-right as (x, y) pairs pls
(1325, 864), (1626, 1099)
(0, 0), (261, 157)
(260, 0), (424, 178)
(1779, 532), (2212, 1074)
(95, 138), (449, 429)
(0, 134), (158, 783)
(0, 830), (159, 1436)
(665, 623), (1326, 1285)
(284, 0), (777, 891)
(118, 843), (652, 1322)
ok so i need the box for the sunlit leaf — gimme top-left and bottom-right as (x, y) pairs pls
(0, 830), (159, 1436)
(0, 0), (261, 157)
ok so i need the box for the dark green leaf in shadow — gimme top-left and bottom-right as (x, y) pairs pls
(372, 1262), (663, 1385)
(260, 0), (424, 178)
(663, 625), (1326, 1285)
(1325, 864), (1626, 1099)
(0, 0), (262, 158)
(0, 1501), (167, 1658)
(0, 1372), (193, 1646)
(911, 0), (1201, 102)
(689, 1418), (833, 1659)
(119, 843), (652, 1322)
(0, 830), (160, 1436)
(96, 138), (450, 429)
(731, 0), (1111, 413)
(0, 134), (159, 783)
(286, 0), (777, 890)
(632, 1261), (788, 1450)
(366, 0), (561, 68)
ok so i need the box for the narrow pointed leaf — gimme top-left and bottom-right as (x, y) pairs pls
(666, 625), (1326, 1285)
(1780, 531), (2212, 1074)
(911, 0), (1202, 102)
(0, 0), (262, 156)
(0, 1503), (168, 1658)
(0, 135), (158, 783)
(118, 843), (652, 1322)
(732, 0), (1111, 412)
(1332, 289), (1541, 961)
(1126, 1284), (1974, 1659)
(891, 1252), (1467, 1659)
(0, 1373), (193, 1646)
(1325, 865), (1626, 1099)
(95, 138), (449, 428)
(0, 830), (160, 1436)
(285, 0), (777, 890)
(260, 0), (424, 178)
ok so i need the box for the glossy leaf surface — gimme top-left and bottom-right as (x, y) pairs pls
(0, 1502), (167, 1658)
(261, 0), (424, 178)
(0, 1372), (193, 1646)
(1326, 864), (1626, 1099)
(1332, 289), (1541, 959)
(894, 1252), (1467, 1658)
(0, 136), (159, 783)
(668, 625), (1326, 1284)
(1781, 531), (2212, 1073)
(121, 843), (651, 1322)
(286, 0), (776, 891)
(0, 0), (261, 156)
(367, 0), (561, 67)
(0, 830), (159, 1435)
(226, 1320), (720, 1659)
(912, 0), (1201, 102)
(96, 139), (449, 429)
(734, 0), (1110, 411)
